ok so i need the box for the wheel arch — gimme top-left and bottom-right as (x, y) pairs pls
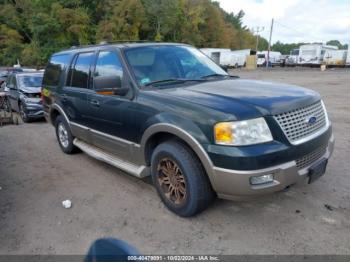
(49, 103), (69, 125)
(140, 123), (215, 186)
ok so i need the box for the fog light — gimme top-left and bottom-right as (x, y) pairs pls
(250, 174), (274, 185)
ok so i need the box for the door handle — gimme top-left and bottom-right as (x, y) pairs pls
(90, 99), (100, 107)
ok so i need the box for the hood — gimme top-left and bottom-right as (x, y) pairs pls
(20, 86), (41, 94)
(159, 79), (320, 117)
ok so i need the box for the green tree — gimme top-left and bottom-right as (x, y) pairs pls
(326, 40), (348, 49)
(0, 24), (23, 65)
(96, 0), (147, 42)
(0, 0), (268, 66)
(142, 0), (179, 41)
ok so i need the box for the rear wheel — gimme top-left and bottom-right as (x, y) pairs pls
(55, 115), (78, 154)
(151, 140), (214, 217)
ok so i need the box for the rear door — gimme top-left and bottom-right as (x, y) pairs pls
(60, 51), (95, 142)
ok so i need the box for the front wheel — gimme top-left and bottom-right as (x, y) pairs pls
(151, 140), (214, 217)
(19, 103), (30, 123)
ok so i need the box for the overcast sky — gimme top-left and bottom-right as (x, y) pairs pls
(217, 0), (350, 45)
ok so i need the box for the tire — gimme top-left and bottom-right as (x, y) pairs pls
(151, 139), (214, 217)
(55, 115), (78, 154)
(19, 103), (30, 123)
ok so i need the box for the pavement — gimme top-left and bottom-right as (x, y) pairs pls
(0, 68), (349, 255)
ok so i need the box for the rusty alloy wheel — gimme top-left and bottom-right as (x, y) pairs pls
(157, 158), (187, 205)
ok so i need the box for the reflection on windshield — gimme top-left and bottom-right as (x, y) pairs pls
(18, 75), (43, 88)
(124, 45), (228, 86)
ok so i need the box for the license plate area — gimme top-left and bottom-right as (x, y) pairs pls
(308, 158), (328, 184)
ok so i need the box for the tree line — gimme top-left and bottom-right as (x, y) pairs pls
(0, 0), (347, 67)
(272, 40), (349, 55)
(0, 0), (268, 67)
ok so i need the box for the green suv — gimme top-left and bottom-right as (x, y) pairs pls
(42, 43), (334, 217)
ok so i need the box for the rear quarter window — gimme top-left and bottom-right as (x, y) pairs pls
(43, 54), (71, 87)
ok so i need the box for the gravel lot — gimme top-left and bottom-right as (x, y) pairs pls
(0, 68), (349, 255)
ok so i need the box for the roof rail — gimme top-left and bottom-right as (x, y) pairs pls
(100, 40), (158, 44)
(69, 40), (159, 49)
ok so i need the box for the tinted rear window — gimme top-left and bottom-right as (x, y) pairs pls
(43, 54), (71, 87)
(67, 52), (94, 89)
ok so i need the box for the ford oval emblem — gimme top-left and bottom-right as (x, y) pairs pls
(306, 116), (317, 124)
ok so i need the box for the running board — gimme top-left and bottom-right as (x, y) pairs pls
(73, 138), (150, 178)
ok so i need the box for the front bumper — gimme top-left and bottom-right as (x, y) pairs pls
(213, 134), (335, 200)
(24, 103), (44, 119)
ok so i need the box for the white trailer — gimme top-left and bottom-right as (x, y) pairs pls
(324, 50), (347, 66)
(200, 48), (246, 68)
(230, 49), (257, 67)
(200, 48), (230, 65)
(298, 44), (338, 65)
(220, 52), (246, 68)
(346, 45), (350, 66)
(256, 51), (282, 66)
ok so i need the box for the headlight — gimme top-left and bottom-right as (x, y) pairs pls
(214, 118), (273, 146)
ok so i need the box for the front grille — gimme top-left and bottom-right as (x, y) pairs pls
(296, 145), (327, 170)
(274, 101), (327, 144)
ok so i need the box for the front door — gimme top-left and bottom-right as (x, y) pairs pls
(87, 50), (135, 158)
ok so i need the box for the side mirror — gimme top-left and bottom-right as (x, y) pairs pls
(94, 75), (129, 96)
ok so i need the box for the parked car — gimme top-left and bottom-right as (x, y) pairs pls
(6, 72), (44, 122)
(42, 43), (334, 217)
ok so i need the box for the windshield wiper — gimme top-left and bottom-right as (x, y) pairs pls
(200, 74), (230, 79)
(144, 78), (205, 87)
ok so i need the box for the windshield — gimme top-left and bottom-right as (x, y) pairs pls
(124, 45), (228, 86)
(18, 75), (43, 89)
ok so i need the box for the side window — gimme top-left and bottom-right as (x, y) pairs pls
(67, 52), (94, 89)
(93, 51), (124, 94)
(8, 75), (16, 89)
(43, 54), (70, 87)
(6, 75), (12, 87)
(13, 76), (17, 89)
(94, 51), (123, 79)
